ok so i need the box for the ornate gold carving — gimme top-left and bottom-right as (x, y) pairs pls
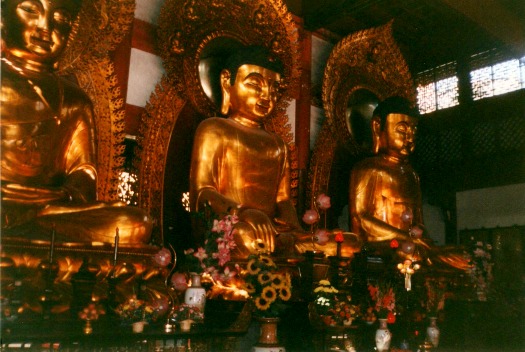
(136, 78), (187, 246)
(308, 21), (417, 205)
(156, 0), (301, 118)
(57, 0), (135, 201)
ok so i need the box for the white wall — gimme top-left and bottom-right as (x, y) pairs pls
(457, 183), (525, 230)
(423, 202), (446, 245)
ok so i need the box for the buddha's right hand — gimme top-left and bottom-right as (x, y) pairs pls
(1, 183), (69, 205)
(232, 208), (278, 257)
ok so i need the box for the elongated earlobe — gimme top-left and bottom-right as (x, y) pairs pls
(220, 70), (231, 115)
(371, 117), (381, 154)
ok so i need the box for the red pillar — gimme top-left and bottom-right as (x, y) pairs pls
(295, 26), (312, 214)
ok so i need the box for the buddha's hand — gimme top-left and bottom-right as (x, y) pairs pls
(232, 208), (277, 255)
(1, 183), (69, 205)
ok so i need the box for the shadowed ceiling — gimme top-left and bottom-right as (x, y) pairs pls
(287, 0), (525, 74)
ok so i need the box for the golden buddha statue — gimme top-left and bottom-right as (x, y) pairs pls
(190, 46), (358, 258)
(1, 0), (152, 245)
(349, 96), (468, 270)
(190, 46), (302, 258)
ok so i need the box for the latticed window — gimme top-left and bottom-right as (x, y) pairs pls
(470, 49), (525, 101)
(416, 62), (459, 114)
(416, 49), (525, 113)
(118, 171), (138, 206)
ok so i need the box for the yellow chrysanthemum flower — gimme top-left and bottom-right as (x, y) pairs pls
(261, 286), (277, 304)
(247, 258), (261, 275)
(258, 272), (273, 285)
(255, 297), (271, 311)
(271, 273), (286, 289)
(279, 287), (292, 301)
(283, 272), (292, 286)
(244, 282), (256, 294)
(259, 255), (276, 268)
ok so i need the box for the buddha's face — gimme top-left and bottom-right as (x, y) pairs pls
(2, 0), (81, 64)
(383, 113), (418, 159)
(228, 64), (281, 123)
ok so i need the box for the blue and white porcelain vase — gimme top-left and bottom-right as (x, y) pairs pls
(375, 318), (392, 352)
(184, 273), (206, 312)
(426, 317), (440, 348)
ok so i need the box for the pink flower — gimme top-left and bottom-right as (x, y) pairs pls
(315, 229), (330, 245)
(215, 242), (231, 266)
(194, 247), (208, 261)
(153, 247), (172, 267)
(316, 194), (331, 210)
(219, 266), (237, 283)
(302, 209), (320, 225)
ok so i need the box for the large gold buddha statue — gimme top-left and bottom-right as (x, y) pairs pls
(1, 0), (152, 245)
(349, 96), (468, 270)
(189, 46), (302, 258)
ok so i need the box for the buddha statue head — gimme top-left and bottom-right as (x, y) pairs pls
(220, 45), (284, 123)
(2, 0), (83, 70)
(371, 96), (420, 159)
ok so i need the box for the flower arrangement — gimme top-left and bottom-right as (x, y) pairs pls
(115, 297), (159, 324)
(423, 277), (450, 316)
(467, 237), (493, 300)
(321, 298), (360, 326)
(169, 303), (204, 323)
(240, 243), (292, 317)
(78, 302), (106, 321)
(367, 281), (396, 323)
(313, 280), (359, 326)
(313, 280), (339, 315)
(184, 210), (238, 281)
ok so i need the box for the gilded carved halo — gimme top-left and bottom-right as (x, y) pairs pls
(156, 0), (301, 119)
(308, 21), (417, 206)
(57, 0), (135, 202)
(322, 20), (417, 150)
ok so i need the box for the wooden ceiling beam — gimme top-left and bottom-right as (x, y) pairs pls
(440, 0), (525, 57)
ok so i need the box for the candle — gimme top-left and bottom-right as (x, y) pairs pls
(113, 227), (119, 265)
(49, 224), (56, 263)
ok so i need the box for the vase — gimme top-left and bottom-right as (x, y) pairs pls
(184, 273), (206, 312)
(180, 319), (193, 332)
(132, 321), (146, 333)
(252, 317), (285, 352)
(426, 317), (440, 348)
(375, 318), (392, 352)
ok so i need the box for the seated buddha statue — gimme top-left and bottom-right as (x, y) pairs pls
(190, 46), (357, 258)
(349, 96), (469, 270)
(1, 0), (152, 245)
(189, 46), (300, 258)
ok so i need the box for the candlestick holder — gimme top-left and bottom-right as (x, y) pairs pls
(106, 262), (136, 314)
(71, 258), (99, 318)
(38, 259), (59, 320)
